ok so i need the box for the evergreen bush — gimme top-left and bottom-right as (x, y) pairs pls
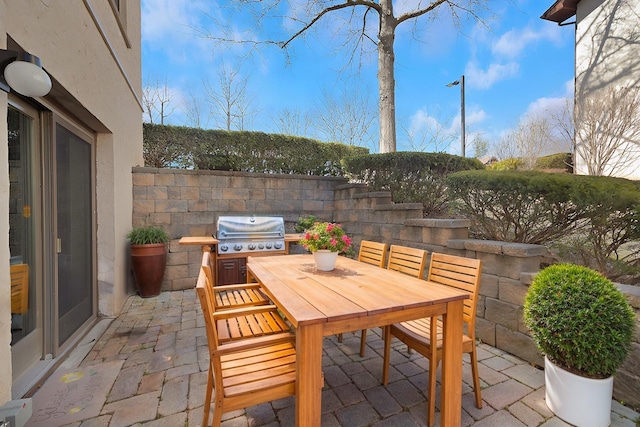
(523, 263), (635, 378)
(143, 123), (368, 176)
(344, 152), (484, 217)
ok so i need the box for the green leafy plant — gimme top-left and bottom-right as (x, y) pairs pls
(523, 263), (635, 378)
(299, 222), (352, 254)
(295, 215), (318, 233)
(127, 226), (169, 245)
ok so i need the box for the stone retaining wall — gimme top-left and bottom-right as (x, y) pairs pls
(132, 168), (640, 410)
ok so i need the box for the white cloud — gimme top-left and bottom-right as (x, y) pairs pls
(465, 61), (519, 90)
(525, 96), (569, 119)
(142, 0), (215, 60)
(492, 25), (563, 59)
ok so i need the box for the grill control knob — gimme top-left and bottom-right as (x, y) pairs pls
(274, 242), (283, 249)
(219, 244), (228, 252)
(258, 243), (264, 249)
(234, 244), (243, 251)
(265, 242), (273, 249)
(248, 243), (256, 250)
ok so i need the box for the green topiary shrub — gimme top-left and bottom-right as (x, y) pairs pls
(523, 263), (635, 378)
(127, 226), (169, 245)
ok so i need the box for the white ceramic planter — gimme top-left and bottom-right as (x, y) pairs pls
(313, 250), (339, 271)
(545, 356), (613, 427)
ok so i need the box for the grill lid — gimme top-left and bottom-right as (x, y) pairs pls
(215, 215), (285, 254)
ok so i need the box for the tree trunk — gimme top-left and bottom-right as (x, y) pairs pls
(378, 0), (397, 153)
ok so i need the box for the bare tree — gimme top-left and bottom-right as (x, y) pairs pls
(514, 115), (554, 170)
(271, 107), (313, 136)
(142, 76), (177, 125)
(469, 133), (489, 158)
(401, 108), (455, 152)
(494, 115), (554, 169)
(182, 86), (207, 128)
(313, 86), (377, 149)
(202, 0), (490, 152)
(575, 86), (640, 176)
(204, 63), (257, 131)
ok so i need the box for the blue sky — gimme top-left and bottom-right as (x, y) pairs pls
(141, 0), (575, 155)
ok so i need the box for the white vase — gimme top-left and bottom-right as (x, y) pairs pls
(313, 250), (339, 271)
(544, 356), (613, 427)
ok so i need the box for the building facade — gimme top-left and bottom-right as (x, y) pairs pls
(1, 0), (142, 403)
(542, 0), (640, 180)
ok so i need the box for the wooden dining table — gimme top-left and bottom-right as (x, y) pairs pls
(246, 254), (469, 427)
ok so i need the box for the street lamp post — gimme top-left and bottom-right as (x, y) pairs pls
(446, 74), (465, 157)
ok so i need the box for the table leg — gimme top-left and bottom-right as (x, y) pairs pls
(296, 323), (324, 426)
(440, 299), (464, 426)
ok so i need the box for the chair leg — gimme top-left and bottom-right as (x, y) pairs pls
(337, 333), (343, 342)
(359, 329), (367, 357)
(427, 358), (438, 427)
(202, 367), (213, 427)
(382, 326), (391, 385)
(470, 345), (483, 408)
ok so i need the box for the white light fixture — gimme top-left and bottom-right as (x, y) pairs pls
(1, 50), (52, 97)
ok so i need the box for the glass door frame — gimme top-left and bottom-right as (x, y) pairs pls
(47, 112), (98, 356)
(8, 98), (45, 381)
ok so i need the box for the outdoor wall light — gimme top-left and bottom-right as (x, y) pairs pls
(0, 49), (52, 97)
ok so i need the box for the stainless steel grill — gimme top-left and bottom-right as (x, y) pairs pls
(215, 215), (285, 255)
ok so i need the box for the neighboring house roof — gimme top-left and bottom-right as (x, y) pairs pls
(541, 0), (581, 23)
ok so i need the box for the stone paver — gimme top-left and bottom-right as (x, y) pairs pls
(44, 290), (638, 427)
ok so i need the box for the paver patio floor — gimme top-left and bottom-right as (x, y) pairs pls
(29, 290), (639, 427)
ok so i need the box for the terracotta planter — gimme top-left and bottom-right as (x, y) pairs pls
(545, 356), (613, 427)
(130, 243), (167, 298)
(313, 250), (338, 271)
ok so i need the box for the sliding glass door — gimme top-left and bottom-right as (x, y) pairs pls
(54, 122), (95, 346)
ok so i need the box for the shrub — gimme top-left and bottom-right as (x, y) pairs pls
(344, 152), (484, 217)
(447, 170), (640, 266)
(523, 264), (635, 378)
(447, 170), (583, 244)
(536, 152), (572, 172)
(143, 123), (368, 176)
(487, 158), (522, 171)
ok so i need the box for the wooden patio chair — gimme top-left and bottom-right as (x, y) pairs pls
(11, 263), (29, 314)
(382, 252), (483, 427)
(195, 268), (297, 427)
(342, 240), (389, 356)
(201, 251), (269, 311)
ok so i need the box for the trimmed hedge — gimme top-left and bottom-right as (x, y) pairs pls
(143, 123), (368, 176)
(447, 170), (640, 272)
(344, 152), (484, 217)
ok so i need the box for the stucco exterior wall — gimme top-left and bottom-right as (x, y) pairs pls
(2, 0), (143, 315)
(1, 0), (142, 402)
(574, 0), (640, 179)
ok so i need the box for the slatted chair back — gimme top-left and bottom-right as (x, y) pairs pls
(195, 268), (297, 426)
(11, 264), (29, 314)
(427, 252), (481, 330)
(358, 240), (388, 268)
(201, 251), (269, 310)
(387, 245), (427, 279)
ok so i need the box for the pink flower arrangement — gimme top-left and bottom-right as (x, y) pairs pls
(299, 222), (352, 253)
